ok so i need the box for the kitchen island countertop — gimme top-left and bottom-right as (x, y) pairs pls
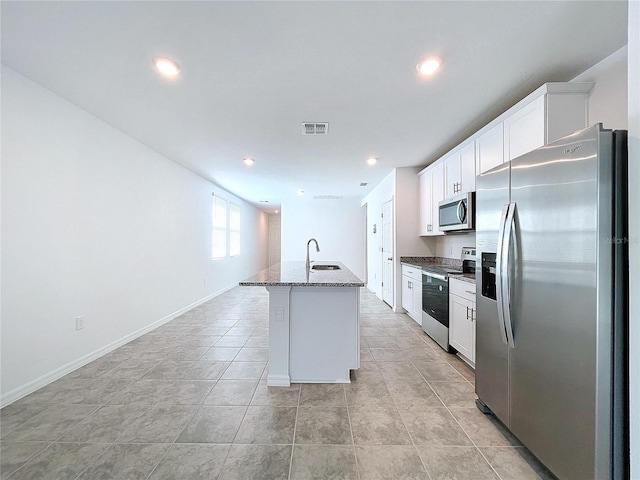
(240, 261), (364, 287)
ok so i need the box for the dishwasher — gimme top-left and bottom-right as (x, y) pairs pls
(421, 270), (451, 351)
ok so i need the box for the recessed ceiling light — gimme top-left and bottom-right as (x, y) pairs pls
(416, 56), (442, 76)
(366, 157), (377, 166)
(275, 210), (279, 214)
(153, 57), (181, 77)
(243, 157), (255, 166)
(297, 189), (305, 196)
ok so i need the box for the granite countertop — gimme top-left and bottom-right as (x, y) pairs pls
(239, 261), (365, 287)
(401, 256), (476, 284)
(400, 256), (462, 269)
(450, 273), (476, 284)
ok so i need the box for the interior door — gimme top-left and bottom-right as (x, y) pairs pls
(382, 199), (393, 306)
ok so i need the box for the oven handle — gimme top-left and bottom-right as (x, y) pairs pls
(422, 271), (447, 281)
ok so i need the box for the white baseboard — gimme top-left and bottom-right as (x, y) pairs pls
(0, 284), (237, 408)
(266, 374), (291, 387)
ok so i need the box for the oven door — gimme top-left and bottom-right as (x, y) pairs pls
(421, 271), (449, 327)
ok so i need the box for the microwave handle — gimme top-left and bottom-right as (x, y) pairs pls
(456, 200), (466, 223)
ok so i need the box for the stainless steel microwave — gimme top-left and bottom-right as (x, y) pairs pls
(438, 192), (475, 232)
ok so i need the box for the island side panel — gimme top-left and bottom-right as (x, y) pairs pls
(289, 286), (360, 383)
(266, 285), (292, 386)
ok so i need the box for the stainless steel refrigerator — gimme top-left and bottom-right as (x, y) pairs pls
(475, 124), (628, 480)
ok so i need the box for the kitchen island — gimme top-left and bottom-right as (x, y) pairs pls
(239, 261), (365, 386)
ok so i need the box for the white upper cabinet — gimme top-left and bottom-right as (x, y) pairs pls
(474, 82), (593, 176)
(443, 140), (476, 199)
(418, 81), (593, 230)
(475, 122), (504, 176)
(459, 141), (476, 195)
(443, 153), (459, 199)
(418, 162), (445, 236)
(430, 162), (444, 234)
(504, 83), (592, 163)
(504, 95), (545, 161)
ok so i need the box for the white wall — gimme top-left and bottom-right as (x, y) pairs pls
(628, 1), (639, 476)
(572, 45), (628, 130)
(280, 196), (365, 280)
(0, 66), (269, 404)
(362, 168), (434, 305)
(435, 232), (476, 260)
(393, 168), (435, 308)
(362, 171), (395, 297)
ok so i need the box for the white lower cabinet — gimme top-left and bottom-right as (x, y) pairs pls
(401, 265), (422, 325)
(449, 278), (476, 366)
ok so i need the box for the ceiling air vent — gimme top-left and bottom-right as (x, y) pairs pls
(302, 122), (328, 135)
(313, 195), (343, 200)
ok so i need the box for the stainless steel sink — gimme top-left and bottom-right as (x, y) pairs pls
(311, 264), (341, 270)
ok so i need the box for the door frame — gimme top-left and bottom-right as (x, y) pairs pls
(382, 198), (394, 307)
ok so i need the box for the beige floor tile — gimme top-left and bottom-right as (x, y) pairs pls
(417, 446), (499, 480)
(355, 445), (429, 480)
(290, 445), (358, 480)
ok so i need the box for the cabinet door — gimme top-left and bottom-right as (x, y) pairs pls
(418, 171), (432, 236)
(459, 140), (476, 194)
(444, 153), (460, 199)
(401, 275), (412, 313)
(504, 95), (545, 161)
(449, 294), (475, 363)
(430, 162), (445, 235)
(476, 122), (504, 175)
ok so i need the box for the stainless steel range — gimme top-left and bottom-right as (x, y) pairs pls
(421, 247), (475, 351)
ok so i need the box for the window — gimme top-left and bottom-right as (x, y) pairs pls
(212, 194), (227, 259)
(229, 203), (241, 256)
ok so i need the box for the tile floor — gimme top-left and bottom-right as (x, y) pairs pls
(0, 287), (556, 480)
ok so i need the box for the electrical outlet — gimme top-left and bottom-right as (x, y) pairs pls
(275, 307), (284, 322)
(76, 316), (85, 330)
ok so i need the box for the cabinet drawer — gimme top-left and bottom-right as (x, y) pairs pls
(401, 265), (422, 282)
(449, 277), (476, 302)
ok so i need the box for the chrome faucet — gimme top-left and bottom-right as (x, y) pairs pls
(306, 238), (320, 270)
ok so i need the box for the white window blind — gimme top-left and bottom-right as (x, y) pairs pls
(212, 195), (227, 259)
(229, 203), (241, 257)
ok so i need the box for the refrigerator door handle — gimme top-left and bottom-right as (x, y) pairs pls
(502, 202), (517, 348)
(495, 203), (510, 346)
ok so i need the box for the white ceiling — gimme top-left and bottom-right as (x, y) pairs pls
(1, 1), (628, 213)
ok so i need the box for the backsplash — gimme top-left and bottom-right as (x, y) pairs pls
(435, 232), (476, 259)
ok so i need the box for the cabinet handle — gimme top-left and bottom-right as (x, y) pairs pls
(408, 281), (412, 290)
(465, 290), (474, 295)
(466, 306), (469, 320)
(471, 308), (475, 322)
